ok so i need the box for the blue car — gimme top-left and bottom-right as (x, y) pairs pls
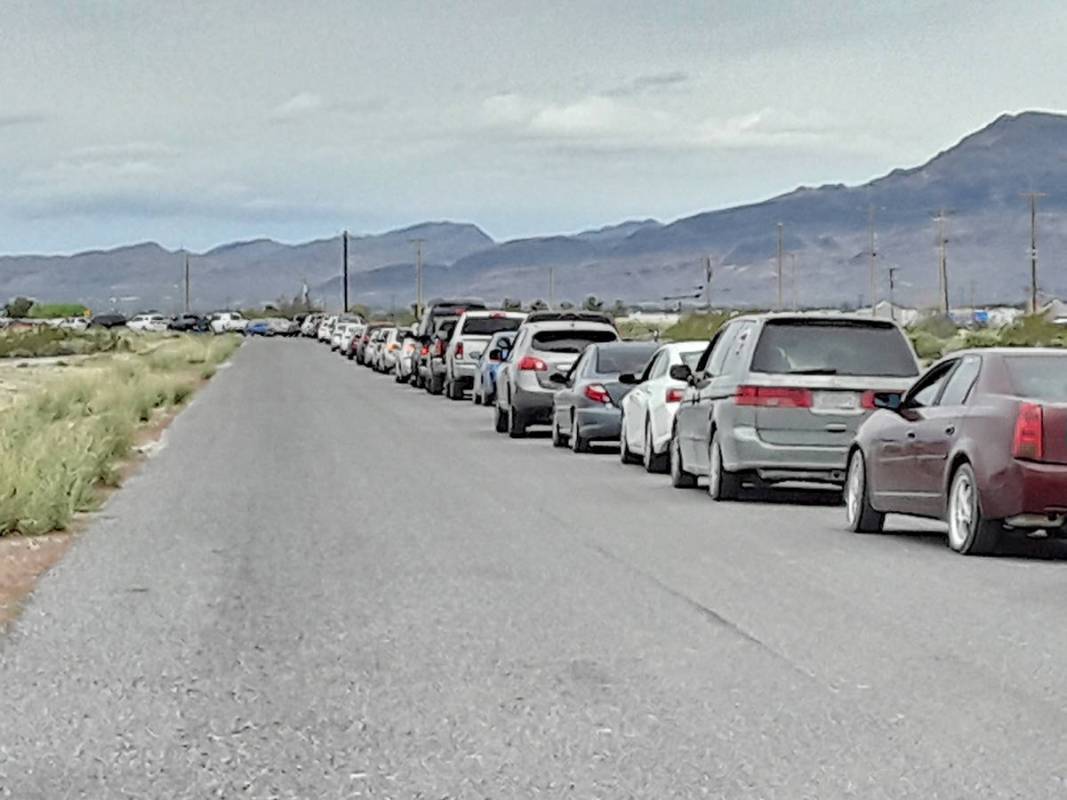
(471, 330), (515, 405)
(246, 320), (273, 337)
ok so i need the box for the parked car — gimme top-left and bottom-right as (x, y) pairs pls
(376, 327), (403, 373)
(168, 313), (209, 333)
(845, 348), (1067, 555)
(618, 340), (708, 472)
(550, 341), (659, 452)
(364, 328), (387, 368)
(58, 317), (90, 332)
(423, 319), (459, 394)
(301, 314), (324, 337)
(354, 322), (391, 364)
(670, 314), (920, 500)
(493, 312), (619, 437)
(89, 313), (127, 329)
(317, 315), (338, 342)
(127, 313), (168, 333)
(394, 329), (420, 383)
(210, 311), (248, 334)
(472, 330), (516, 405)
(416, 298), (488, 339)
(268, 317), (300, 336)
(443, 310), (526, 400)
(339, 322), (364, 357)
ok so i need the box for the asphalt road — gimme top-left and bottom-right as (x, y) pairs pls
(3, 339), (1067, 798)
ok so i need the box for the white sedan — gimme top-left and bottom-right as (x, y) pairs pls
(127, 313), (168, 333)
(619, 340), (707, 473)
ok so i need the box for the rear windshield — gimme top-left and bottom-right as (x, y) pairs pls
(750, 321), (918, 377)
(532, 328), (618, 354)
(596, 345), (658, 374)
(461, 316), (523, 335)
(1004, 355), (1067, 401)
(680, 349), (705, 371)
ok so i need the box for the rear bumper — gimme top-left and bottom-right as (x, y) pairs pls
(575, 407), (622, 441)
(452, 362), (476, 378)
(984, 460), (1067, 521)
(727, 425), (849, 484)
(513, 386), (555, 423)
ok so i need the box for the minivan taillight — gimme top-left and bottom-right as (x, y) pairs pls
(434, 339), (446, 357)
(518, 356), (547, 371)
(665, 387), (685, 403)
(735, 386), (813, 408)
(585, 383), (611, 404)
(1013, 402), (1044, 461)
(454, 341), (464, 359)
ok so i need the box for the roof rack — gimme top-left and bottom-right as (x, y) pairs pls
(523, 310), (615, 325)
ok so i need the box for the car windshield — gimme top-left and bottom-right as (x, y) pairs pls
(531, 328), (618, 354)
(1004, 355), (1067, 401)
(595, 344), (659, 374)
(461, 316), (523, 335)
(750, 321), (918, 377)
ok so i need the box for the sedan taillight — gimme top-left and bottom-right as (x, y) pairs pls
(665, 387), (685, 403)
(585, 383), (611, 404)
(455, 342), (464, 359)
(735, 386), (813, 408)
(518, 356), (547, 371)
(1013, 403), (1045, 461)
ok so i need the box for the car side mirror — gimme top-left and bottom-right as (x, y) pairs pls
(669, 364), (693, 384)
(548, 371), (568, 384)
(488, 349), (502, 361)
(873, 392), (903, 411)
(618, 373), (639, 385)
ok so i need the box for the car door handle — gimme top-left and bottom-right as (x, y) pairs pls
(944, 425), (956, 435)
(906, 430), (917, 439)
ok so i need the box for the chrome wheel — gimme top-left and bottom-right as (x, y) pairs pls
(643, 421), (653, 470)
(708, 439), (722, 497)
(948, 470), (976, 551)
(845, 451), (863, 527)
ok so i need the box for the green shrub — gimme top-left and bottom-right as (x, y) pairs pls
(0, 328), (127, 359)
(661, 312), (733, 342)
(27, 303), (90, 319)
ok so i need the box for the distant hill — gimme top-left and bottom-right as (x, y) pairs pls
(4, 111), (1067, 312)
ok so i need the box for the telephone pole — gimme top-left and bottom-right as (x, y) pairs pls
(410, 238), (425, 318)
(183, 252), (190, 313)
(868, 205), (878, 314)
(704, 256), (713, 309)
(1021, 192), (1046, 314)
(548, 267), (555, 310)
(887, 267), (898, 321)
(776, 222), (784, 310)
(934, 210), (950, 314)
(790, 252), (798, 310)
(342, 230), (350, 313)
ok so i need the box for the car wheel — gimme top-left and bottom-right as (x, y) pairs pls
(570, 413), (589, 453)
(669, 428), (697, 488)
(619, 411), (640, 464)
(472, 384), (482, 405)
(643, 417), (668, 474)
(845, 449), (885, 533)
(447, 379), (464, 401)
(508, 406), (526, 438)
(494, 402), (508, 433)
(708, 430), (741, 501)
(551, 414), (568, 448)
(946, 463), (1001, 555)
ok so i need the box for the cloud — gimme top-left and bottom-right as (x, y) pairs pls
(269, 92), (325, 121)
(604, 71), (689, 98)
(0, 113), (47, 129)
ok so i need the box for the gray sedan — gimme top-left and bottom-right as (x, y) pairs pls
(550, 341), (660, 453)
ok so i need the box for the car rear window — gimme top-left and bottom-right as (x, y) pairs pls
(461, 316), (523, 335)
(596, 345), (658, 374)
(750, 321), (918, 377)
(532, 328), (618, 354)
(680, 350), (704, 371)
(1004, 355), (1067, 401)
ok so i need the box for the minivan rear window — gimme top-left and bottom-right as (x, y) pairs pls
(750, 321), (918, 377)
(1004, 355), (1067, 401)
(461, 316), (523, 335)
(532, 328), (618, 354)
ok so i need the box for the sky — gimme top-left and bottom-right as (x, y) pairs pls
(1, 0), (1066, 255)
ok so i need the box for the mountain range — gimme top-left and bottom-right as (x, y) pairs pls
(3, 110), (1067, 313)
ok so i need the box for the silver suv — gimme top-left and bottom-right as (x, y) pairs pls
(493, 312), (619, 437)
(669, 313), (920, 499)
(443, 310), (526, 400)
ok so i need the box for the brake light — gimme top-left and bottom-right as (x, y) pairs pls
(1013, 403), (1044, 461)
(665, 387), (685, 403)
(861, 391), (876, 409)
(388, 343), (399, 352)
(585, 383), (611, 404)
(420, 345), (429, 356)
(518, 356), (547, 371)
(455, 342), (464, 359)
(735, 386), (813, 408)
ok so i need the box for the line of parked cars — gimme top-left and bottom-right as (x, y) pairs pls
(305, 303), (1067, 556)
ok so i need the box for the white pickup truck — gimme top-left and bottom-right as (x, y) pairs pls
(209, 311), (248, 334)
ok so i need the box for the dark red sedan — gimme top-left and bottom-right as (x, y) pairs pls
(845, 348), (1067, 554)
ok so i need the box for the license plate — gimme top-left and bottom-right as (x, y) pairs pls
(812, 391), (860, 411)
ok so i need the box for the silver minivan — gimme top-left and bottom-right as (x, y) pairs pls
(670, 314), (920, 499)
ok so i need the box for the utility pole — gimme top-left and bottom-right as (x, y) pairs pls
(1021, 191), (1046, 314)
(790, 252), (798, 310)
(410, 238), (425, 319)
(776, 222), (784, 310)
(868, 205), (878, 314)
(887, 267), (898, 321)
(704, 256), (713, 310)
(934, 210), (950, 315)
(548, 267), (555, 310)
(342, 230), (350, 313)
(183, 252), (190, 313)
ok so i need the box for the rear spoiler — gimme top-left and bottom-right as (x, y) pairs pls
(523, 311), (615, 325)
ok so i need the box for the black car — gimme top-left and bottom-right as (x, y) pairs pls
(168, 313), (210, 333)
(89, 313), (127, 329)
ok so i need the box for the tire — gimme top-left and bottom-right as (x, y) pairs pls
(570, 413), (589, 453)
(428, 375), (443, 395)
(620, 412), (640, 464)
(643, 418), (669, 474)
(669, 428), (697, 488)
(494, 402), (508, 433)
(507, 406), (526, 438)
(708, 430), (741, 501)
(946, 463), (1002, 555)
(551, 414), (568, 448)
(447, 379), (464, 401)
(845, 449), (885, 533)
(472, 383), (483, 405)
